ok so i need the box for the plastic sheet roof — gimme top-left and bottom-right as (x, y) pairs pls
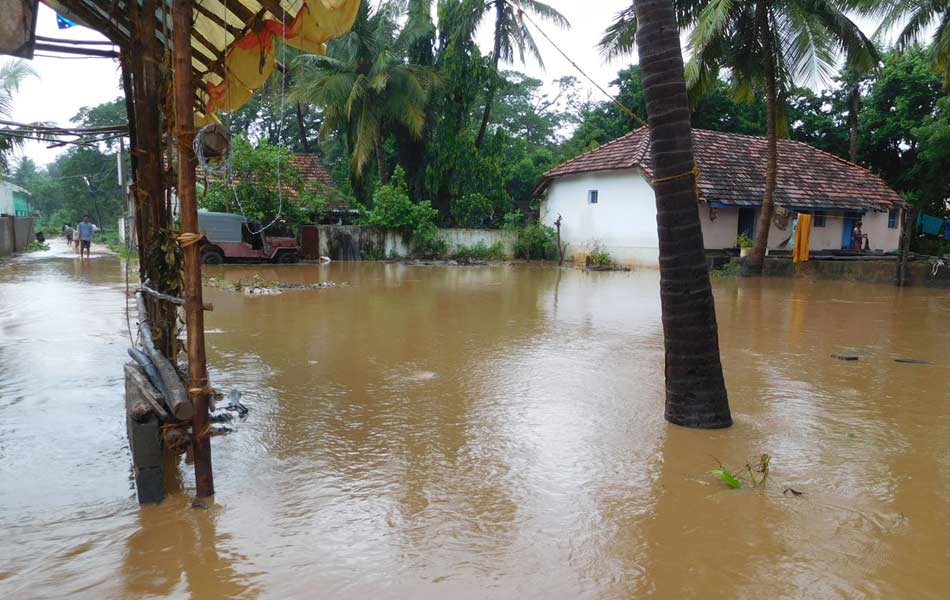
(42, 0), (359, 123)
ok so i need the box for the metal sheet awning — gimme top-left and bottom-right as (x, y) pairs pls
(38, 0), (359, 123)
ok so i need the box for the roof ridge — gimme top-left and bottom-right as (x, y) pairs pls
(542, 127), (647, 178)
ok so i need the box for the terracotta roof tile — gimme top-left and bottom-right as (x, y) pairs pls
(542, 128), (900, 211)
(288, 153), (336, 187)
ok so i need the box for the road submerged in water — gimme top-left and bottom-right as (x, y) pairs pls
(1, 239), (949, 599)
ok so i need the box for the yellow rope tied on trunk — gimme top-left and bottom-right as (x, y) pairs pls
(651, 164), (702, 201)
(176, 232), (203, 247)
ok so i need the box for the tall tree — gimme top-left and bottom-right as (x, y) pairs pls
(290, 1), (437, 183)
(871, 0), (950, 85)
(633, 0), (732, 428)
(686, 1), (877, 274)
(474, 0), (569, 148)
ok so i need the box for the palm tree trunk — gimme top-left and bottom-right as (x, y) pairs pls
(633, 0), (731, 428)
(475, 0), (505, 149)
(295, 102), (311, 153)
(848, 81), (860, 163)
(747, 54), (779, 275)
(374, 135), (389, 185)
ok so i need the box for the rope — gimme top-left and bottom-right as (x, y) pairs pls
(651, 164), (701, 200)
(518, 8), (648, 128)
(176, 232), (203, 247)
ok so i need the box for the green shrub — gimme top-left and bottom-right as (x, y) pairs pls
(589, 242), (614, 267)
(711, 261), (741, 277)
(363, 167), (445, 258)
(452, 240), (506, 261)
(502, 210), (525, 231)
(736, 233), (753, 248)
(514, 223), (558, 260)
(411, 221), (448, 259)
(451, 193), (494, 228)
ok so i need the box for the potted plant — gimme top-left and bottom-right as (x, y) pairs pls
(736, 233), (753, 258)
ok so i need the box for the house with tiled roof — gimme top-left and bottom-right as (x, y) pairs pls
(537, 128), (904, 267)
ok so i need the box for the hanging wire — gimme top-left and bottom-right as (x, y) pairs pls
(517, 7), (647, 128)
(193, 0), (287, 236)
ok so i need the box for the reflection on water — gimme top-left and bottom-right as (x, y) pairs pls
(2, 243), (949, 598)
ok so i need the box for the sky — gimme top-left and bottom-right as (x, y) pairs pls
(10, 1), (885, 168)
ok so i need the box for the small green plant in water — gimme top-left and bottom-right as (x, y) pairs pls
(24, 240), (49, 252)
(710, 454), (771, 490)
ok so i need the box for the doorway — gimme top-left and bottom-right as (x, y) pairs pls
(737, 208), (756, 240)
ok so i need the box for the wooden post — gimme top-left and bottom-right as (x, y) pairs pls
(172, 0), (214, 498)
(896, 205), (917, 287)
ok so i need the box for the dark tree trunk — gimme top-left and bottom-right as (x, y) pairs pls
(747, 35), (778, 276)
(475, 0), (505, 149)
(848, 81), (860, 163)
(374, 135), (389, 185)
(295, 102), (311, 153)
(633, 0), (732, 428)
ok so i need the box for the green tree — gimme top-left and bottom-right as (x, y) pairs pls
(474, 0), (569, 148)
(199, 136), (327, 225)
(290, 1), (438, 184)
(632, 0), (731, 428)
(0, 59), (37, 174)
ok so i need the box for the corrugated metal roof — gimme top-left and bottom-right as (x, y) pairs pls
(43, 0), (358, 123)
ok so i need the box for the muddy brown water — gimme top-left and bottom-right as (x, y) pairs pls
(2, 240), (949, 599)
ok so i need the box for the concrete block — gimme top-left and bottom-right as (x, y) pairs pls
(134, 466), (165, 504)
(127, 414), (162, 469)
(125, 361), (166, 504)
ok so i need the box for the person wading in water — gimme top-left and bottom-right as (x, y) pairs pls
(76, 215), (96, 259)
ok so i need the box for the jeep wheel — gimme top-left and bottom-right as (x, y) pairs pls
(202, 248), (225, 264)
(276, 251), (300, 264)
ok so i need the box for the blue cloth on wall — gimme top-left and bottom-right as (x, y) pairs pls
(916, 212), (946, 236)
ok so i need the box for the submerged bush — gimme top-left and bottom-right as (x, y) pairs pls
(514, 223), (558, 260)
(451, 240), (506, 261)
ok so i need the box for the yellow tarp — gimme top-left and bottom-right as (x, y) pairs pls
(199, 0), (359, 123)
(793, 213), (812, 263)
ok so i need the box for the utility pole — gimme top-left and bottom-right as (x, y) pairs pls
(172, 0), (214, 498)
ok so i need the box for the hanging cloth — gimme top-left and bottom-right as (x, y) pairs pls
(916, 212), (946, 236)
(793, 213), (812, 263)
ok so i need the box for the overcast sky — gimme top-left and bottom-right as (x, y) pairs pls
(11, 1), (884, 167)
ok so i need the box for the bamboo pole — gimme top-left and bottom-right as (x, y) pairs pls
(173, 0), (214, 498)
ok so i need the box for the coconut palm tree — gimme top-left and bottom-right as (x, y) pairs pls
(687, 2), (878, 273)
(870, 0), (950, 85)
(603, 1), (878, 274)
(631, 0), (732, 429)
(290, 1), (437, 183)
(474, 0), (569, 148)
(0, 59), (37, 174)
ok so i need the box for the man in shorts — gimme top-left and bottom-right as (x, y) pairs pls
(77, 215), (96, 259)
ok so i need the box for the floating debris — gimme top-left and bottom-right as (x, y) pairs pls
(894, 357), (929, 365)
(783, 487), (805, 497)
(831, 354), (860, 361)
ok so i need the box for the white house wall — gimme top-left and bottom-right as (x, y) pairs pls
(541, 172), (904, 267)
(540, 169), (659, 267)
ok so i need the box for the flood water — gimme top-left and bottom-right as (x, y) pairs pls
(2, 239), (949, 599)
